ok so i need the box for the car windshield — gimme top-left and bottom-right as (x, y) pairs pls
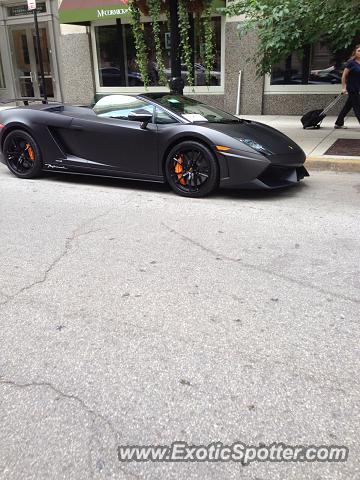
(93, 95), (153, 119)
(148, 94), (240, 124)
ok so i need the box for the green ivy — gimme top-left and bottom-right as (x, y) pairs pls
(178, 0), (194, 87)
(128, 0), (149, 88)
(223, 0), (360, 77)
(202, 1), (215, 86)
(148, 0), (168, 86)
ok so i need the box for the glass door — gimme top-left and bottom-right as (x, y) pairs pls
(11, 27), (36, 97)
(31, 26), (54, 98)
(10, 24), (55, 99)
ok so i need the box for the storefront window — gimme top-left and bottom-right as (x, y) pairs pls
(271, 42), (353, 86)
(96, 24), (126, 87)
(95, 17), (222, 88)
(189, 16), (222, 86)
(0, 52), (5, 88)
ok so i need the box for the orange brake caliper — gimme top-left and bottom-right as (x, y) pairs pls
(174, 155), (187, 186)
(25, 143), (35, 161)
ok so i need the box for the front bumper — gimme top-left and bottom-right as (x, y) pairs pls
(218, 147), (308, 190)
(253, 164), (309, 189)
(222, 164), (309, 190)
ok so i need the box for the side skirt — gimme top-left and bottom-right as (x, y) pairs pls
(42, 166), (166, 184)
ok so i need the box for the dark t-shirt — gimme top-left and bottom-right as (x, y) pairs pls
(346, 60), (360, 92)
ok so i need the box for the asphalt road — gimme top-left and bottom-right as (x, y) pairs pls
(0, 167), (359, 480)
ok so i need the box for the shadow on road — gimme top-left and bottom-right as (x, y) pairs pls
(23, 170), (310, 202)
(213, 182), (309, 201)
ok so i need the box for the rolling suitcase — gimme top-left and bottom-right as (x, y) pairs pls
(301, 94), (344, 129)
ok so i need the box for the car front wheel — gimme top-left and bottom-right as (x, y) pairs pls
(165, 141), (219, 198)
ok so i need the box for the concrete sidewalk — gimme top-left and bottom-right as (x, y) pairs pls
(242, 115), (360, 172)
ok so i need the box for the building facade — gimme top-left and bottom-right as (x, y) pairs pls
(0, 0), (95, 104)
(0, 0), (352, 115)
(0, 0), (62, 100)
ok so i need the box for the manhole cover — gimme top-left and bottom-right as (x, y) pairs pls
(325, 139), (360, 156)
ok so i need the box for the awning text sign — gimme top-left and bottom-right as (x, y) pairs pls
(58, 0), (225, 24)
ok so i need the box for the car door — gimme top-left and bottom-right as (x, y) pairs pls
(65, 97), (159, 177)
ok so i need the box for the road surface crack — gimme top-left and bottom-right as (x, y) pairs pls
(0, 210), (111, 308)
(0, 378), (117, 433)
(0, 378), (142, 480)
(162, 223), (359, 305)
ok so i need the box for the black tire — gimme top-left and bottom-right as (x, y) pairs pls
(3, 129), (43, 179)
(165, 140), (219, 198)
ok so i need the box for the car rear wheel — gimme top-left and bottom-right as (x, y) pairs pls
(3, 130), (43, 179)
(165, 141), (219, 198)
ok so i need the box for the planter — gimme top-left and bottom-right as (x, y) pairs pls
(135, 0), (149, 15)
(134, 0), (206, 16)
(134, 0), (169, 15)
(188, 0), (206, 14)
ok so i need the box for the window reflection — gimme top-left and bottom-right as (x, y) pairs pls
(271, 42), (353, 85)
(93, 95), (154, 121)
(95, 17), (222, 88)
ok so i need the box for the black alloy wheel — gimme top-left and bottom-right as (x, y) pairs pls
(165, 140), (219, 197)
(3, 130), (42, 179)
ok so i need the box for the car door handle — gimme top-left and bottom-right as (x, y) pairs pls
(71, 125), (83, 131)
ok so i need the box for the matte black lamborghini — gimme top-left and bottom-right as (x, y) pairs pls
(0, 93), (308, 197)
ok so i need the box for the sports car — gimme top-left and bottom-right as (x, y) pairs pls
(0, 93), (308, 197)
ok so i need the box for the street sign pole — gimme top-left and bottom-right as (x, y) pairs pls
(33, 7), (47, 103)
(28, 0), (47, 103)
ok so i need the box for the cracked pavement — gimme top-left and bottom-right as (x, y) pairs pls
(0, 167), (359, 480)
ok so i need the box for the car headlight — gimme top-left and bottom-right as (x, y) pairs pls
(239, 138), (273, 155)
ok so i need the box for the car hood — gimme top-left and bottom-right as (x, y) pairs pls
(202, 120), (303, 155)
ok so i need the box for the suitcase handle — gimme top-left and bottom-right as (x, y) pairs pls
(321, 93), (344, 115)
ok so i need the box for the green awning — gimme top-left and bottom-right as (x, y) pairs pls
(59, 0), (130, 24)
(59, 0), (225, 24)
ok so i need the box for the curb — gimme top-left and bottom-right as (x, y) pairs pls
(305, 156), (360, 173)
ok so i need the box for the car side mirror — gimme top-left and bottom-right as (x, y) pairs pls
(128, 110), (153, 129)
